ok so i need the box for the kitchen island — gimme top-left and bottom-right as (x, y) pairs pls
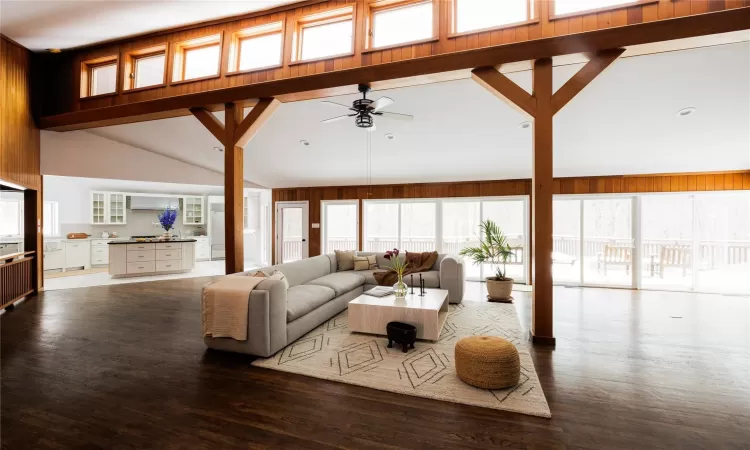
(107, 239), (197, 278)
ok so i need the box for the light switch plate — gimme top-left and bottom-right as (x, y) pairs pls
(312, 223), (320, 229)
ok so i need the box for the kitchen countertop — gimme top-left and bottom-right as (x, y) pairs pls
(107, 239), (197, 245)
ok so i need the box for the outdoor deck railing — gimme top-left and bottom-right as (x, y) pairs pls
(292, 235), (750, 269)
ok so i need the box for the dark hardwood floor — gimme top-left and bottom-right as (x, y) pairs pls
(2, 278), (749, 449)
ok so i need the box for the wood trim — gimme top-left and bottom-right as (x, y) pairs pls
(550, 48), (625, 114)
(548, 0), (660, 20)
(170, 32), (223, 83)
(226, 64), (285, 77)
(292, 5), (356, 63)
(361, 37), (440, 54)
(40, 8), (750, 131)
(446, 0), (540, 37)
(288, 52), (356, 66)
(189, 108), (225, 142)
(80, 54), (119, 98)
(364, 0), (439, 51)
(471, 67), (537, 118)
(233, 98), (281, 148)
(227, 20), (285, 73)
(122, 44), (168, 92)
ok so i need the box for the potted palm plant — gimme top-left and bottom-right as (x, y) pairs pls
(459, 220), (515, 302)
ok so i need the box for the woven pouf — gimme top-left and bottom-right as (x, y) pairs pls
(454, 336), (520, 389)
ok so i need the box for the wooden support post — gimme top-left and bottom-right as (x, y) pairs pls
(472, 50), (624, 345)
(191, 98), (279, 274)
(531, 58), (554, 344)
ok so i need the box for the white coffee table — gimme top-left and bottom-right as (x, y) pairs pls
(348, 288), (450, 341)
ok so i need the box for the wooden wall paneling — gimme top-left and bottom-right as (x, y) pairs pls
(1, 37), (41, 190)
(36, 1), (749, 125)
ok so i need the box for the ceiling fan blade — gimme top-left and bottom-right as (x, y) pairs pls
(379, 111), (414, 121)
(321, 114), (353, 124)
(321, 100), (355, 110)
(371, 96), (394, 112)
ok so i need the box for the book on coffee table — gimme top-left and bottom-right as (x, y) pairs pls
(364, 286), (393, 297)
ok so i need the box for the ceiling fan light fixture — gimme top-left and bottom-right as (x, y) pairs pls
(355, 114), (374, 129)
(677, 107), (696, 117)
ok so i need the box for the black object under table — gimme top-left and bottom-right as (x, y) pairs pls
(386, 322), (417, 353)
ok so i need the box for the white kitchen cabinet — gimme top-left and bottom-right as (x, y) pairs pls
(90, 191), (127, 225)
(43, 241), (66, 271)
(0, 243), (20, 257)
(65, 240), (91, 270)
(183, 196), (204, 225)
(108, 192), (127, 224)
(109, 241), (196, 277)
(91, 239), (112, 265)
(195, 236), (210, 261)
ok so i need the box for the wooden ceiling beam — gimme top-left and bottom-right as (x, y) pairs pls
(233, 98), (280, 148)
(550, 48), (625, 115)
(471, 67), (537, 118)
(39, 8), (750, 131)
(189, 107), (224, 142)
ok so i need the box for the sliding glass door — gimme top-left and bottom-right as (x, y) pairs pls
(641, 194), (694, 291)
(582, 198), (634, 287)
(442, 200), (481, 280)
(552, 199), (581, 284)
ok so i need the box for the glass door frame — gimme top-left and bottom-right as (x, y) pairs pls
(553, 193), (638, 289)
(362, 195), (530, 283)
(320, 199), (359, 254)
(275, 201), (309, 264)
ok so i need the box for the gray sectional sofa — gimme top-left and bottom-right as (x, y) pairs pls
(204, 251), (464, 357)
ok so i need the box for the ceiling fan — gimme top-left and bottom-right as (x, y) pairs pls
(320, 84), (413, 131)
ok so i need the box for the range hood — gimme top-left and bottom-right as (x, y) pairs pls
(129, 196), (180, 211)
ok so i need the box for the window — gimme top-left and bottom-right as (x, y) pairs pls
(43, 201), (60, 237)
(294, 7), (354, 62)
(551, 0), (651, 18)
(172, 34), (222, 82)
(369, 0), (435, 49)
(0, 199), (22, 236)
(364, 196), (529, 282)
(229, 22), (284, 73)
(80, 55), (118, 98)
(453, 0), (535, 34)
(321, 201), (359, 253)
(123, 45), (167, 91)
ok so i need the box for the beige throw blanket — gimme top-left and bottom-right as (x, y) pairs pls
(202, 276), (265, 341)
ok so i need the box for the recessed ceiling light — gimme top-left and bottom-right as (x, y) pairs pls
(519, 121), (531, 129)
(300, 140), (310, 146)
(677, 107), (696, 117)
(48, 48), (62, 54)
(384, 133), (395, 140)
(213, 146), (223, 152)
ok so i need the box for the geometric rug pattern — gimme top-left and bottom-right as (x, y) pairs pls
(252, 301), (551, 418)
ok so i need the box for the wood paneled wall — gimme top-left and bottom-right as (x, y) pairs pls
(1, 36), (41, 190)
(272, 171), (750, 260)
(38, 0), (750, 119)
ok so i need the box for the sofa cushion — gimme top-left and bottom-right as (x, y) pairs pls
(306, 272), (365, 296)
(286, 285), (335, 322)
(266, 255), (333, 287)
(335, 250), (356, 271)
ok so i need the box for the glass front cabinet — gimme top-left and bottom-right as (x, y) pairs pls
(183, 196), (204, 225)
(90, 191), (127, 225)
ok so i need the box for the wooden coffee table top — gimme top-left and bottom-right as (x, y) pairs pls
(349, 289), (449, 311)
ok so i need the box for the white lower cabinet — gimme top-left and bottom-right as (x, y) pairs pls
(109, 241), (196, 277)
(65, 241), (91, 270)
(91, 239), (112, 265)
(195, 237), (210, 261)
(43, 240), (66, 271)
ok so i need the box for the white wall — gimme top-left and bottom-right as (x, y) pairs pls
(41, 130), (263, 188)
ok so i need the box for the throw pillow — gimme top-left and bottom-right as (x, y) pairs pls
(269, 270), (289, 290)
(353, 256), (369, 271)
(335, 250), (356, 271)
(247, 270), (269, 278)
(366, 254), (377, 269)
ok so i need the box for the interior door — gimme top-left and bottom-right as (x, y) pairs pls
(276, 201), (309, 264)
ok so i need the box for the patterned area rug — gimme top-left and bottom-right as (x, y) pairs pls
(252, 302), (551, 418)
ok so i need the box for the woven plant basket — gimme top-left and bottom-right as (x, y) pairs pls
(454, 336), (520, 389)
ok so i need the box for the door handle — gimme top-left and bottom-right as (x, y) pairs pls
(302, 239), (306, 242)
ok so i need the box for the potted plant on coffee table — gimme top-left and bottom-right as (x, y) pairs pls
(459, 220), (515, 302)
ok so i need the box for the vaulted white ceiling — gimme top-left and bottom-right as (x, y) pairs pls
(0, 0), (303, 50)
(75, 42), (750, 188)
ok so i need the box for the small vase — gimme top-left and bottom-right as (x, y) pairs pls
(161, 231), (172, 239)
(393, 275), (408, 299)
